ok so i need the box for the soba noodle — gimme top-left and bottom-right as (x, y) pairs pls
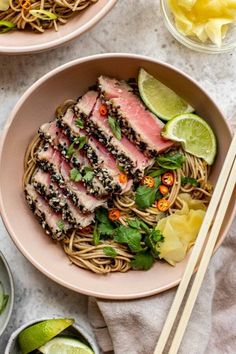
(0, 0), (97, 33)
(23, 99), (213, 274)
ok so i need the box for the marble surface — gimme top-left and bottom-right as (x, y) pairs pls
(0, 0), (236, 351)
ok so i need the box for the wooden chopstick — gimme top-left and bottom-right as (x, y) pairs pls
(168, 154), (236, 354)
(154, 133), (236, 354)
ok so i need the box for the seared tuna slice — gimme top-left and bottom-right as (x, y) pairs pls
(85, 98), (152, 179)
(37, 146), (107, 213)
(98, 76), (132, 99)
(39, 122), (106, 196)
(98, 76), (174, 157)
(32, 170), (94, 228)
(32, 169), (66, 211)
(39, 121), (70, 157)
(63, 199), (94, 228)
(60, 160), (107, 212)
(25, 184), (71, 240)
(74, 90), (98, 117)
(58, 103), (132, 193)
(58, 91), (98, 137)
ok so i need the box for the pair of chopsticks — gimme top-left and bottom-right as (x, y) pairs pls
(154, 133), (236, 354)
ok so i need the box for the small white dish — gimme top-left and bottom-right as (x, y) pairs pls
(5, 317), (100, 354)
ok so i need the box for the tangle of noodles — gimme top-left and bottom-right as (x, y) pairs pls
(23, 100), (213, 274)
(0, 0), (97, 33)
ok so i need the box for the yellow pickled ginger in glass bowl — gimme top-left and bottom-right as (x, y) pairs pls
(160, 0), (236, 53)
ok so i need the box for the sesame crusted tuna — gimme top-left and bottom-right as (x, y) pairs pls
(74, 90), (98, 116)
(58, 103), (132, 193)
(36, 145), (107, 212)
(32, 169), (94, 228)
(98, 76), (174, 157)
(25, 184), (71, 240)
(39, 121), (107, 196)
(85, 97), (153, 178)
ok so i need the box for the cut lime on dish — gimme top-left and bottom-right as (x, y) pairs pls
(161, 113), (217, 165)
(138, 68), (194, 121)
(39, 336), (94, 354)
(18, 318), (74, 354)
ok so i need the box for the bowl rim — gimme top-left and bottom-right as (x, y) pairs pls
(4, 317), (100, 354)
(0, 250), (14, 337)
(0, 0), (117, 55)
(160, 0), (236, 54)
(0, 53), (235, 299)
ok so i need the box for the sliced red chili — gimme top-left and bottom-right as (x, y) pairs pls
(80, 225), (93, 234)
(108, 209), (121, 221)
(119, 173), (127, 184)
(156, 199), (170, 212)
(99, 104), (108, 116)
(159, 185), (169, 196)
(162, 172), (174, 187)
(141, 176), (155, 188)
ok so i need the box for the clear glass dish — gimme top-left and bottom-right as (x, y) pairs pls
(160, 0), (236, 54)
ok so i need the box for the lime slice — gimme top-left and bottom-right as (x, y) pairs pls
(138, 68), (194, 121)
(161, 113), (217, 165)
(18, 318), (74, 354)
(39, 336), (94, 354)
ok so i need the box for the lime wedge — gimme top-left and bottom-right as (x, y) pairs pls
(161, 113), (217, 165)
(138, 68), (194, 121)
(18, 318), (74, 354)
(39, 336), (94, 354)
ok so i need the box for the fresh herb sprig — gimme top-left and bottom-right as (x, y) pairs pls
(66, 136), (87, 158)
(181, 176), (199, 187)
(103, 246), (117, 258)
(135, 177), (161, 209)
(156, 152), (186, 170)
(93, 209), (165, 271)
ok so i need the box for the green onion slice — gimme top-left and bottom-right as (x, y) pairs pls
(29, 9), (57, 21)
(0, 20), (15, 33)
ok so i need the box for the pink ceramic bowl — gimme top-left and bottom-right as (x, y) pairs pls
(0, 0), (117, 54)
(0, 53), (235, 299)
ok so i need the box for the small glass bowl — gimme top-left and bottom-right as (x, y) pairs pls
(160, 0), (236, 54)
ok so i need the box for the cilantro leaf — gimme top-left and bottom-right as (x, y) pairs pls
(145, 229), (164, 258)
(75, 118), (84, 129)
(93, 223), (100, 246)
(70, 168), (82, 182)
(135, 177), (161, 209)
(126, 218), (150, 234)
(181, 176), (199, 187)
(66, 136), (87, 158)
(114, 225), (143, 252)
(96, 208), (115, 236)
(156, 152), (186, 170)
(131, 251), (154, 270)
(57, 220), (65, 231)
(103, 246), (117, 258)
(98, 222), (115, 236)
(83, 167), (94, 183)
(126, 218), (142, 229)
(96, 208), (110, 223)
(108, 116), (122, 140)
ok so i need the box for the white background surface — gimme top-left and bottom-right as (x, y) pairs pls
(0, 0), (236, 351)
